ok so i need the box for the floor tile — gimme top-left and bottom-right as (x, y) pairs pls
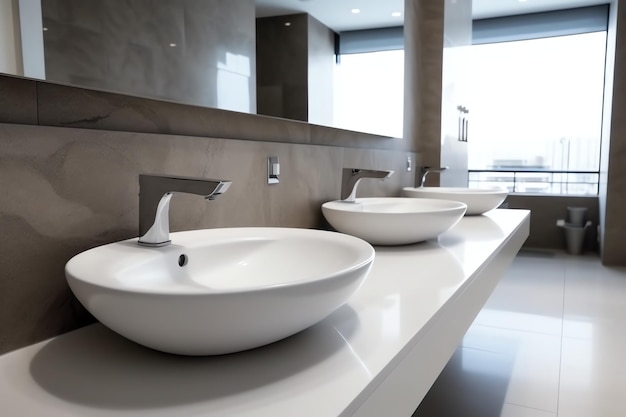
(473, 254), (565, 335)
(413, 251), (626, 417)
(557, 335), (626, 417)
(473, 308), (563, 337)
(413, 347), (515, 417)
(563, 261), (626, 337)
(462, 326), (561, 413)
(500, 403), (556, 417)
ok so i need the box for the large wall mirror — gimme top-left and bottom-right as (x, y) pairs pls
(0, 0), (404, 137)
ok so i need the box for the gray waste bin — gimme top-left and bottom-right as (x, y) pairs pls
(558, 207), (590, 255)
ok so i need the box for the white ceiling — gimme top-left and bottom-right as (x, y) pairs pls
(255, 0), (610, 32)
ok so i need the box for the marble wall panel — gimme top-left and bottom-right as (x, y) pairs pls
(0, 73), (401, 151)
(41, 0), (256, 112)
(256, 13), (309, 121)
(35, 81), (312, 144)
(183, 0), (257, 112)
(310, 124), (399, 150)
(0, 75), (37, 124)
(0, 122), (410, 354)
(27, 78), (399, 148)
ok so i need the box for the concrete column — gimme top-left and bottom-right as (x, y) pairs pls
(402, 0), (445, 165)
(601, 0), (626, 265)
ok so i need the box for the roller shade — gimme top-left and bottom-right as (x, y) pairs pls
(337, 26), (404, 55)
(473, 4), (610, 45)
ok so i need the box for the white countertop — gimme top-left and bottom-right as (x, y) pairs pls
(0, 209), (530, 417)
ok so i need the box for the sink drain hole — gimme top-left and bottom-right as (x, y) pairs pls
(178, 254), (188, 267)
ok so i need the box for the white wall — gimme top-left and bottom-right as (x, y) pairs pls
(0, 0), (22, 75)
(17, 0), (44, 79)
(440, 0), (472, 187)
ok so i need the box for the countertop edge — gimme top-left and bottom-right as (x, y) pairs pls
(345, 210), (531, 416)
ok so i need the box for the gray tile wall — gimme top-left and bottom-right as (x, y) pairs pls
(41, 0), (256, 113)
(256, 13), (309, 121)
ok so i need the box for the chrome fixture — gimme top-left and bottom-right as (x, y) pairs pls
(341, 168), (394, 202)
(138, 174), (232, 247)
(268, 156), (280, 184)
(457, 105), (470, 142)
(419, 166), (449, 187)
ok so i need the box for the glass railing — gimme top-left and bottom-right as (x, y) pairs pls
(468, 169), (599, 195)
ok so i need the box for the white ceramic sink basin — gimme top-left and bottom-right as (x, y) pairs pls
(65, 227), (374, 355)
(402, 187), (508, 215)
(321, 197), (467, 245)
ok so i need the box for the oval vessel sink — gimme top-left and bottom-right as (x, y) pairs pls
(402, 187), (507, 215)
(322, 197), (467, 245)
(65, 228), (374, 355)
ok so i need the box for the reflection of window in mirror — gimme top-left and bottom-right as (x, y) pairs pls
(334, 50), (404, 138)
(217, 53), (252, 113)
(334, 27), (404, 138)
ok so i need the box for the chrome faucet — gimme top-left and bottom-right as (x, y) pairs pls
(419, 166), (449, 187)
(341, 168), (394, 202)
(138, 174), (232, 247)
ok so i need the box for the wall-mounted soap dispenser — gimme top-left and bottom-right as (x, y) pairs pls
(268, 156), (280, 184)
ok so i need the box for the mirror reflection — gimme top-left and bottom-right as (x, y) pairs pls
(0, 0), (404, 137)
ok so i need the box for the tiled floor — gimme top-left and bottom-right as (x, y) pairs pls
(413, 250), (626, 417)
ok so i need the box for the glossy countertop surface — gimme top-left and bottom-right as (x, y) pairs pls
(0, 209), (530, 417)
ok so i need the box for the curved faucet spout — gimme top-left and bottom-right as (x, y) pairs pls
(341, 168), (394, 202)
(138, 174), (231, 247)
(419, 166), (449, 187)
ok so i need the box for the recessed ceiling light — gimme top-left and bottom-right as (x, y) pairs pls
(392, 12), (401, 17)
(284, 22), (291, 27)
(351, 8), (361, 14)
(169, 43), (177, 47)
(42, 27), (48, 31)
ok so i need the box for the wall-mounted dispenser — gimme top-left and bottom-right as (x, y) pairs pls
(268, 156), (280, 184)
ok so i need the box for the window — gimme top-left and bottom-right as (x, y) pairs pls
(468, 7), (608, 195)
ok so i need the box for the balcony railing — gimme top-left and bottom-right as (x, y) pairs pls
(468, 169), (599, 195)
